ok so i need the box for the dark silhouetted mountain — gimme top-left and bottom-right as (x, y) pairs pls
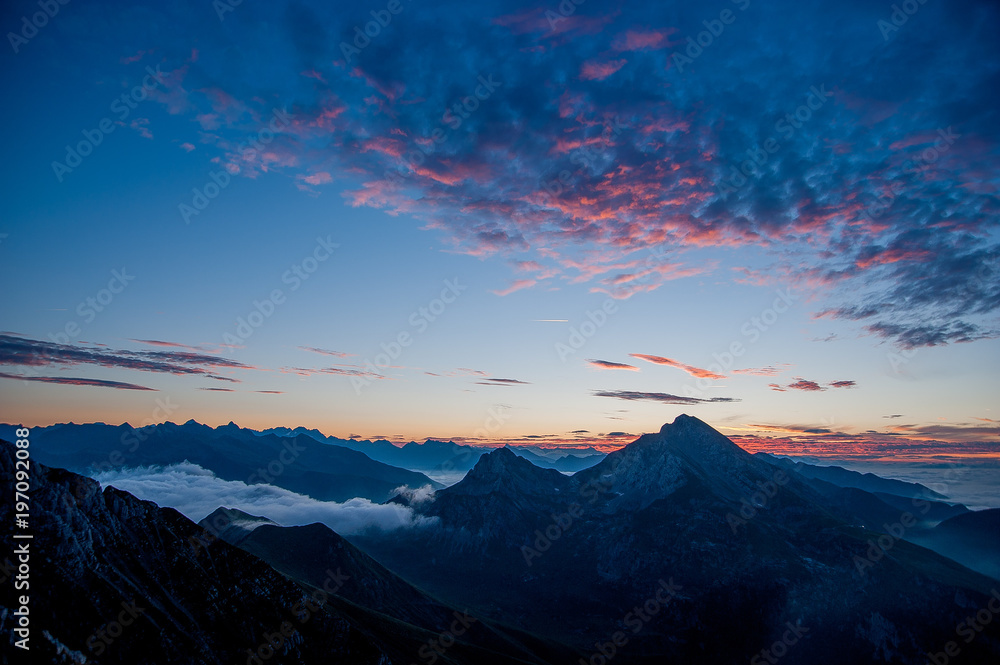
(1, 440), (564, 664)
(0, 421), (439, 503)
(907, 508), (1000, 580)
(353, 415), (1000, 665)
(197, 508), (578, 663)
(801, 479), (969, 531)
(756, 452), (947, 500)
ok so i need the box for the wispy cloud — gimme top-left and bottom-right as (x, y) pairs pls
(586, 359), (639, 371)
(731, 364), (792, 377)
(0, 334), (251, 382)
(493, 279), (537, 296)
(0, 371), (155, 391)
(770, 377), (857, 391)
(629, 354), (725, 379)
(477, 377), (530, 386)
(299, 346), (353, 358)
(282, 365), (386, 379)
(592, 390), (739, 405)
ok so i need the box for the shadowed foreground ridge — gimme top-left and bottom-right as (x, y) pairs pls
(0, 440), (572, 664)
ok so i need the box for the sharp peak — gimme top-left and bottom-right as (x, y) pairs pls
(469, 445), (536, 472)
(659, 413), (711, 433)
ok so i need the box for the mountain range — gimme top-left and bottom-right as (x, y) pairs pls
(3, 415), (998, 664)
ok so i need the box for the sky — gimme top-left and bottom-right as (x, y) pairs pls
(0, 0), (998, 466)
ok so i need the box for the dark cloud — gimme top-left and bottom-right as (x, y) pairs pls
(586, 359), (639, 371)
(476, 377), (530, 386)
(0, 334), (251, 381)
(770, 378), (825, 392)
(829, 380), (857, 388)
(592, 390), (739, 405)
(751, 423), (835, 435)
(0, 371), (155, 391)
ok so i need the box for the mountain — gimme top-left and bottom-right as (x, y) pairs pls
(258, 427), (606, 474)
(352, 415), (1000, 664)
(800, 480), (969, 531)
(0, 421), (440, 503)
(506, 446), (606, 473)
(1, 440), (516, 664)
(198, 508), (578, 663)
(906, 508), (1000, 580)
(755, 452), (947, 500)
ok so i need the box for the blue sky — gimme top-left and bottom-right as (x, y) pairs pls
(0, 0), (998, 461)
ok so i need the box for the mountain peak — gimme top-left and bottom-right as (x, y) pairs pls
(655, 414), (748, 461)
(446, 446), (571, 497)
(659, 413), (710, 434)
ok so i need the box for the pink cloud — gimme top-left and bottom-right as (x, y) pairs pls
(580, 58), (627, 81)
(493, 279), (537, 296)
(611, 29), (677, 51)
(629, 353), (726, 379)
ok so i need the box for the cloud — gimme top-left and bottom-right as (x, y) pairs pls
(493, 279), (537, 296)
(282, 365), (386, 379)
(829, 380), (857, 388)
(770, 377), (857, 391)
(629, 354), (725, 379)
(580, 58), (627, 81)
(884, 414), (904, 419)
(586, 359), (639, 371)
(731, 364), (792, 377)
(391, 484), (435, 505)
(199, 387), (234, 392)
(886, 423), (1000, 442)
(0, 334), (253, 381)
(476, 377), (530, 386)
(611, 28), (677, 52)
(129, 339), (208, 352)
(81, 0), (1000, 350)
(94, 463), (438, 535)
(0, 371), (155, 391)
(592, 390), (739, 405)
(785, 379), (825, 391)
(299, 346), (353, 358)
(749, 423), (835, 435)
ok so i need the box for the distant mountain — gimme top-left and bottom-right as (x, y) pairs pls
(0, 440), (542, 664)
(799, 479), (969, 531)
(506, 446), (606, 472)
(0, 421), (440, 503)
(755, 452), (947, 500)
(353, 415), (1000, 664)
(259, 427), (606, 473)
(907, 508), (1000, 580)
